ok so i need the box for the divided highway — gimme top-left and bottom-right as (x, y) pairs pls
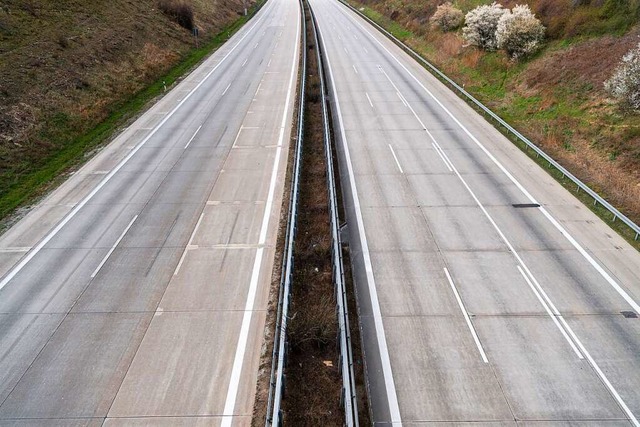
(309, 0), (640, 425)
(0, 0), (300, 425)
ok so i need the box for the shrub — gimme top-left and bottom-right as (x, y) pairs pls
(496, 5), (545, 59)
(463, 3), (507, 51)
(430, 2), (464, 32)
(605, 42), (640, 112)
(158, 0), (194, 31)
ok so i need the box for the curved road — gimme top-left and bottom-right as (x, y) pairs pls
(309, 0), (640, 425)
(0, 0), (300, 425)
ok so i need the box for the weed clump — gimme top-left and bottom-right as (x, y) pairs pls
(158, 0), (194, 31)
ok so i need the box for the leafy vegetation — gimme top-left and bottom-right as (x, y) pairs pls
(350, 0), (640, 239)
(496, 5), (545, 59)
(463, 2), (507, 50)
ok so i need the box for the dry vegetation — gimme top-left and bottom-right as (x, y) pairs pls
(281, 8), (343, 425)
(0, 0), (248, 222)
(354, 0), (640, 224)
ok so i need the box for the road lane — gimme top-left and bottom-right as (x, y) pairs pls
(0, 0), (300, 425)
(309, 0), (640, 424)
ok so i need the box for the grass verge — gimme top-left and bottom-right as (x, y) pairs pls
(346, 0), (640, 251)
(0, 0), (265, 230)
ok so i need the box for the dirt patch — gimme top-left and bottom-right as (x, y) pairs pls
(522, 27), (640, 90)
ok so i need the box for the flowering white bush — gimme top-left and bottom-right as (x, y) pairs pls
(430, 2), (464, 32)
(605, 42), (640, 111)
(462, 3), (506, 51)
(496, 5), (545, 59)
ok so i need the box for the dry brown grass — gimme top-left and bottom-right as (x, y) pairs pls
(280, 8), (343, 426)
(158, 0), (195, 30)
(358, 0), (640, 226)
(0, 0), (246, 218)
(441, 32), (464, 56)
(461, 48), (483, 68)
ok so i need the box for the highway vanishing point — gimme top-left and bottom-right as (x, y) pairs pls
(0, 0), (639, 425)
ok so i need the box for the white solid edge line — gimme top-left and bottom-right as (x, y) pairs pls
(91, 215), (138, 278)
(516, 266), (583, 359)
(316, 9), (403, 425)
(431, 142), (453, 172)
(560, 312), (640, 426)
(220, 3), (300, 424)
(344, 5), (640, 316)
(184, 125), (202, 149)
(0, 5), (271, 293)
(439, 120), (638, 423)
(340, 3), (640, 424)
(349, 5), (639, 416)
(379, 66), (426, 130)
(444, 267), (488, 363)
(396, 91), (407, 107)
(388, 144), (403, 174)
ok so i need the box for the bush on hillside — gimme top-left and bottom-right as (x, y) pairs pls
(463, 3), (507, 51)
(158, 0), (194, 31)
(430, 3), (464, 32)
(496, 5), (545, 60)
(605, 42), (640, 112)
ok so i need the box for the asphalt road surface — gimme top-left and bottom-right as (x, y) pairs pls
(0, 0), (300, 424)
(309, 0), (640, 425)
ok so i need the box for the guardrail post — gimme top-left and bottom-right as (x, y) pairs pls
(338, 0), (640, 246)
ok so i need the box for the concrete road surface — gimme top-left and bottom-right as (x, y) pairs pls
(0, 0), (300, 424)
(309, 0), (640, 425)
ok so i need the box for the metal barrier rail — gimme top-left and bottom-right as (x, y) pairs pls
(340, 0), (640, 242)
(265, 0), (306, 424)
(309, 2), (360, 425)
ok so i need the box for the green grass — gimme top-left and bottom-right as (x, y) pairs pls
(0, 1), (265, 226)
(345, 0), (640, 251)
(357, 6), (414, 40)
(512, 133), (640, 249)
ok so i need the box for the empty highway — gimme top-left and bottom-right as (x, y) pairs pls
(309, 0), (640, 425)
(0, 0), (299, 425)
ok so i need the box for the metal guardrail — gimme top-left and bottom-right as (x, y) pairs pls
(340, 0), (640, 242)
(265, 0), (306, 424)
(265, 0), (360, 424)
(309, 2), (360, 425)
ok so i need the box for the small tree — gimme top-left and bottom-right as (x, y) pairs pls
(496, 5), (545, 59)
(605, 42), (640, 112)
(463, 3), (507, 51)
(430, 2), (464, 32)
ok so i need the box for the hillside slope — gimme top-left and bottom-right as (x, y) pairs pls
(353, 0), (640, 225)
(0, 0), (248, 222)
